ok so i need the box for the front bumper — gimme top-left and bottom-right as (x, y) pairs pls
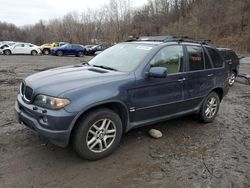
(15, 94), (76, 147)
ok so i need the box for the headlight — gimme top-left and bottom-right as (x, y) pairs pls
(33, 95), (70, 109)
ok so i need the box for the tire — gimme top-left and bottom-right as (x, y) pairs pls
(4, 50), (11, 55)
(199, 92), (220, 123)
(228, 71), (236, 86)
(77, 51), (84, 57)
(43, 48), (50, 55)
(31, 50), (38, 56)
(56, 51), (63, 56)
(73, 108), (123, 160)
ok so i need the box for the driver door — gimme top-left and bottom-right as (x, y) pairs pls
(12, 44), (25, 54)
(131, 45), (186, 122)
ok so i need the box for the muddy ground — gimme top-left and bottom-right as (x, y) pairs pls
(0, 55), (249, 188)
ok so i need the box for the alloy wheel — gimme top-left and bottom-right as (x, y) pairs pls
(229, 72), (236, 86)
(205, 97), (218, 118)
(86, 119), (116, 153)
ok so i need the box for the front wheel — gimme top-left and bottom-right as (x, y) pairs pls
(4, 50), (11, 55)
(42, 48), (50, 55)
(199, 92), (220, 123)
(73, 108), (123, 160)
(56, 51), (63, 56)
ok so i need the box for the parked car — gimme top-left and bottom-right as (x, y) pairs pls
(16, 38), (229, 160)
(3, 43), (41, 55)
(41, 42), (69, 55)
(51, 44), (86, 57)
(86, 44), (110, 55)
(217, 48), (240, 86)
(0, 41), (16, 49)
(85, 45), (95, 50)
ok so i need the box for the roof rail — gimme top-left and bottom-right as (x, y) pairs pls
(126, 35), (212, 45)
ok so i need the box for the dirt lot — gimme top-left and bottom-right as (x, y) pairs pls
(0, 55), (250, 188)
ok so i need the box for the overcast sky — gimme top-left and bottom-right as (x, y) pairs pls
(0, 0), (148, 26)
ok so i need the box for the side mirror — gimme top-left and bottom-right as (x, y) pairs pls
(147, 67), (167, 78)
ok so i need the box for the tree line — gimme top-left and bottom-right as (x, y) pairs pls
(0, 0), (249, 53)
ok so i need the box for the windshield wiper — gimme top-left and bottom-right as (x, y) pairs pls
(93, 65), (117, 71)
(80, 60), (90, 66)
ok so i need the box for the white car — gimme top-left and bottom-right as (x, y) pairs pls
(3, 43), (41, 55)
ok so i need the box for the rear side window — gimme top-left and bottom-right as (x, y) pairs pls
(207, 48), (223, 68)
(150, 45), (184, 74)
(186, 46), (204, 71)
(204, 50), (212, 69)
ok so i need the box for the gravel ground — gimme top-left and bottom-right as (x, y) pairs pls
(0, 55), (249, 188)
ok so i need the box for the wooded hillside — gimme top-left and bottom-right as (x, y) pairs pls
(0, 0), (249, 52)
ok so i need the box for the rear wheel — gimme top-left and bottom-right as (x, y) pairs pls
(31, 50), (38, 56)
(56, 51), (63, 56)
(199, 92), (220, 123)
(77, 51), (84, 57)
(73, 108), (123, 160)
(4, 50), (11, 55)
(228, 71), (236, 86)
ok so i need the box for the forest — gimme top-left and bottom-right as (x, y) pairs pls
(0, 0), (249, 53)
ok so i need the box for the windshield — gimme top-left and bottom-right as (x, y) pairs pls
(88, 43), (153, 72)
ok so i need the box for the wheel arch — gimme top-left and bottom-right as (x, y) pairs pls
(231, 69), (238, 76)
(69, 101), (130, 144)
(211, 87), (224, 101)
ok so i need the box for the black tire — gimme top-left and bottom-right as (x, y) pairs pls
(42, 48), (50, 55)
(31, 50), (38, 56)
(228, 71), (236, 86)
(73, 108), (123, 160)
(199, 92), (220, 123)
(56, 51), (63, 56)
(4, 50), (11, 55)
(77, 51), (84, 57)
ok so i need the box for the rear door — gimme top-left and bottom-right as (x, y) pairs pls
(182, 45), (215, 110)
(206, 47), (226, 87)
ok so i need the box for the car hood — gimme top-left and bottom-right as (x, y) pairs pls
(24, 65), (130, 97)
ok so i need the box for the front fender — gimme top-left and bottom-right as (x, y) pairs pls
(67, 99), (129, 132)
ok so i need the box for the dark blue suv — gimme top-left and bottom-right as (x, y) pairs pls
(16, 38), (229, 160)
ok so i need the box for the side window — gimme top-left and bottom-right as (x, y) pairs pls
(204, 50), (212, 69)
(150, 45), (184, 74)
(206, 48), (223, 68)
(15, 44), (24, 48)
(187, 45), (204, 71)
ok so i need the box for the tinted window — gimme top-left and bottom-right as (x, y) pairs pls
(187, 46), (204, 71)
(150, 45), (184, 74)
(204, 50), (212, 69)
(207, 48), (223, 68)
(218, 51), (228, 60)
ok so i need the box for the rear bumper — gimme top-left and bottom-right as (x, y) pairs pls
(15, 95), (76, 147)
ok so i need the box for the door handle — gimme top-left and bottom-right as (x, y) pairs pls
(178, 78), (186, 82)
(208, 73), (214, 77)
